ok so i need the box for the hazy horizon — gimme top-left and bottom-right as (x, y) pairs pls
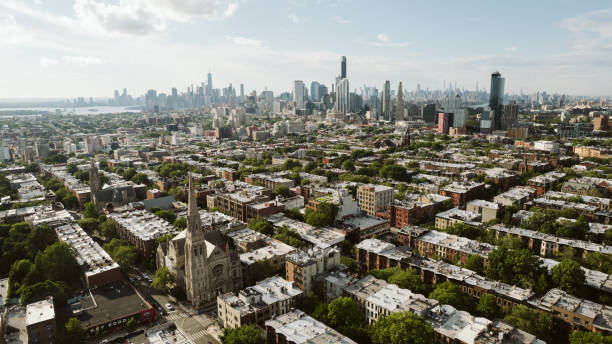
(1, 0), (612, 98)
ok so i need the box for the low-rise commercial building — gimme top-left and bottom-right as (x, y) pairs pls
(26, 297), (56, 344)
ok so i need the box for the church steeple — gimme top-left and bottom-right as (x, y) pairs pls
(89, 159), (100, 207)
(186, 173), (203, 238)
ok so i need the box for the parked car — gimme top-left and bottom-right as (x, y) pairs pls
(165, 303), (173, 311)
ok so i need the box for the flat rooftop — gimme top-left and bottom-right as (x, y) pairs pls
(26, 297), (55, 326)
(77, 281), (152, 328)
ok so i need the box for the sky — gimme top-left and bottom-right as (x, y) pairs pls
(1, 0), (612, 99)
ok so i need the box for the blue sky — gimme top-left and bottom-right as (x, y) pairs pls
(1, 0), (611, 98)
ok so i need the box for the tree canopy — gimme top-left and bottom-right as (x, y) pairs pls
(370, 311), (435, 344)
(552, 258), (585, 295)
(328, 297), (365, 329)
(504, 305), (553, 342)
(220, 325), (265, 344)
(428, 281), (475, 312)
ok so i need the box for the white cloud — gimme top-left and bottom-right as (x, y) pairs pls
(73, 0), (240, 35)
(376, 33), (389, 42)
(331, 16), (350, 24)
(562, 9), (612, 38)
(226, 35), (262, 47)
(288, 14), (298, 23)
(367, 33), (410, 47)
(505, 46), (517, 52)
(0, 14), (32, 44)
(39, 56), (59, 67)
(64, 55), (103, 66)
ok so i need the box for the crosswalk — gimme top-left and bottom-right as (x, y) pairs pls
(184, 329), (209, 341)
(165, 311), (189, 321)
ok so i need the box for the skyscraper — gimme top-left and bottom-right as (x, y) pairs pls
(336, 78), (350, 114)
(501, 101), (519, 130)
(341, 56), (347, 79)
(310, 81), (320, 102)
(396, 82), (404, 121)
(240, 84), (244, 101)
(293, 80), (305, 109)
(382, 80), (391, 121)
(443, 94), (467, 128)
(489, 71), (505, 130)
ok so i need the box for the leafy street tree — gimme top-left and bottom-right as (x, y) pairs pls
(219, 325), (265, 344)
(387, 269), (427, 294)
(370, 311), (435, 344)
(26, 225), (57, 257)
(100, 219), (119, 239)
(476, 294), (501, 319)
(464, 254), (485, 274)
(569, 330), (612, 344)
(250, 259), (278, 282)
(152, 266), (173, 292)
(429, 281), (475, 312)
(248, 217), (274, 235)
(104, 239), (138, 267)
(153, 209), (177, 224)
(174, 217), (187, 230)
(552, 258), (585, 295)
(304, 202), (337, 227)
(504, 305), (553, 342)
(327, 297), (365, 328)
(485, 246), (544, 289)
(20, 280), (68, 306)
(272, 184), (291, 198)
(131, 173), (149, 185)
(34, 242), (80, 284)
(60, 317), (87, 344)
(83, 202), (99, 219)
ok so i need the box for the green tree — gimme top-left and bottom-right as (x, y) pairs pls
(20, 280), (68, 306)
(248, 217), (274, 235)
(388, 269), (427, 294)
(9, 259), (34, 289)
(327, 297), (365, 328)
(272, 184), (291, 198)
(77, 218), (99, 233)
(464, 255), (485, 274)
(341, 256), (358, 274)
(152, 266), (172, 292)
(173, 217), (187, 230)
(62, 193), (78, 209)
(34, 242), (80, 284)
(552, 258), (585, 295)
(131, 173), (149, 185)
(272, 226), (306, 248)
(370, 311), (435, 344)
(60, 317), (87, 344)
(250, 259), (278, 282)
(113, 245), (138, 267)
(123, 168), (137, 181)
(429, 281), (475, 312)
(342, 160), (355, 171)
(168, 186), (186, 202)
(83, 202), (99, 219)
(219, 325), (264, 344)
(486, 247), (544, 289)
(504, 305), (553, 341)
(304, 202), (337, 227)
(476, 294), (501, 319)
(569, 330), (612, 344)
(26, 225), (57, 257)
(153, 209), (177, 224)
(312, 302), (329, 323)
(99, 219), (119, 239)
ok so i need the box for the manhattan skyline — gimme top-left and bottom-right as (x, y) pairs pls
(1, 0), (612, 98)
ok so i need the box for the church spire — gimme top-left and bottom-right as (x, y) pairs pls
(187, 173), (202, 235)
